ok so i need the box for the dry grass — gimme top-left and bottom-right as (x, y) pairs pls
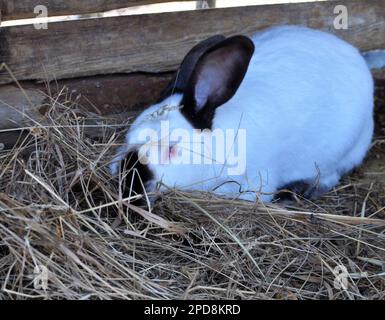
(0, 81), (384, 300)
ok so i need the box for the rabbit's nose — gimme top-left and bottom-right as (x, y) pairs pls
(160, 143), (178, 164)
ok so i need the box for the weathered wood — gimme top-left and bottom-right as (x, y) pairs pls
(0, 73), (172, 146)
(0, 85), (46, 129)
(1, 0), (385, 85)
(44, 73), (173, 115)
(0, 85), (46, 148)
(1, 0), (192, 21)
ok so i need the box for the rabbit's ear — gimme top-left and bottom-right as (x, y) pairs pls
(182, 35), (254, 129)
(159, 35), (226, 99)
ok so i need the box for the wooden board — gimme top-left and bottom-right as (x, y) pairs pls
(1, 0), (385, 85)
(1, 0), (192, 21)
(0, 85), (46, 129)
(41, 73), (173, 115)
(0, 73), (172, 146)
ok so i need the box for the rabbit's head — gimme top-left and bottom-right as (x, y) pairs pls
(110, 35), (254, 199)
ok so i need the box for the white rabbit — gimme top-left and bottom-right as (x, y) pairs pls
(110, 25), (382, 202)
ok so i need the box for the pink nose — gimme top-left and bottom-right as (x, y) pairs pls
(169, 145), (178, 159)
(161, 144), (178, 164)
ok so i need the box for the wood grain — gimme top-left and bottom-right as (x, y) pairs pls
(1, 0), (192, 21)
(0, 73), (172, 146)
(0, 85), (46, 129)
(1, 0), (385, 85)
(43, 73), (173, 115)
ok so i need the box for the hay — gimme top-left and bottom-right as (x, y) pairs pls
(0, 81), (384, 300)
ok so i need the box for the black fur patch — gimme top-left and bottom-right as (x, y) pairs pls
(119, 151), (154, 204)
(180, 97), (217, 130)
(159, 35), (226, 101)
(181, 36), (255, 130)
(275, 180), (329, 201)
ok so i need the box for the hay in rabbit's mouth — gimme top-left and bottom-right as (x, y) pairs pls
(0, 80), (384, 300)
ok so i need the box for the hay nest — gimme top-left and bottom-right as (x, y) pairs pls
(0, 81), (384, 300)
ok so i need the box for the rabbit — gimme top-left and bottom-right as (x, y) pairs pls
(110, 25), (383, 203)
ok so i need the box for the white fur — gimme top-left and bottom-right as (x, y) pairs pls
(111, 26), (374, 202)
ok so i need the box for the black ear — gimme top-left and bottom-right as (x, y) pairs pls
(159, 35), (226, 100)
(181, 35), (255, 129)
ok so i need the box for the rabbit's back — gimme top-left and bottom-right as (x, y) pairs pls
(213, 26), (374, 199)
(231, 25), (373, 123)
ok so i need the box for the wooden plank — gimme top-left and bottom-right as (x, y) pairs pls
(0, 73), (172, 147)
(42, 73), (173, 115)
(0, 85), (46, 129)
(1, 0), (385, 85)
(1, 1), (192, 21)
(0, 73), (172, 117)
